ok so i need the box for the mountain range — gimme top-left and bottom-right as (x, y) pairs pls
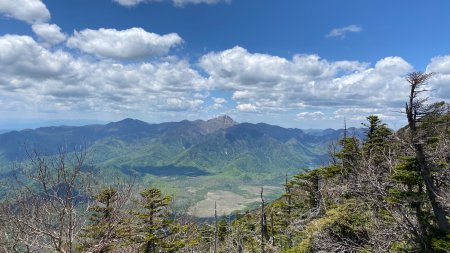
(0, 116), (364, 215)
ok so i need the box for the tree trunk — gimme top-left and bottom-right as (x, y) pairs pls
(406, 73), (450, 232)
(214, 201), (217, 253)
(414, 143), (450, 231)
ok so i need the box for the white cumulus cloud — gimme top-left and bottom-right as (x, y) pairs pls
(296, 111), (325, 120)
(1, 30), (447, 128)
(32, 23), (67, 45)
(200, 46), (382, 111)
(67, 27), (183, 60)
(161, 97), (204, 111)
(426, 55), (450, 101)
(199, 46), (417, 127)
(0, 0), (50, 24)
(427, 55), (450, 75)
(236, 103), (258, 112)
(212, 97), (227, 104)
(0, 34), (207, 117)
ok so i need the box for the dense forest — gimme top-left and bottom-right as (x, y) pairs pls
(0, 72), (449, 252)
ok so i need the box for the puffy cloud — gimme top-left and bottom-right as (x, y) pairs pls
(200, 46), (414, 113)
(200, 47), (367, 90)
(201, 46), (289, 91)
(333, 107), (401, 122)
(0, 35), (70, 79)
(329, 56), (413, 107)
(232, 90), (251, 100)
(333, 107), (381, 116)
(236, 103), (258, 112)
(160, 97), (204, 111)
(206, 97), (227, 110)
(427, 55), (450, 75)
(1, 31), (444, 128)
(0, 34), (207, 116)
(32, 23), (67, 45)
(113, 0), (229, 7)
(198, 46), (418, 127)
(212, 97), (227, 104)
(427, 55), (450, 100)
(67, 27), (183, 59)
(326, 24), (362, 39)
(0, 0), (50, 24)
(296, 111), (325, 120)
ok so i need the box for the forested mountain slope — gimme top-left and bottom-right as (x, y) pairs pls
(0, 115), (364, 219)
(0, 115), (362, 175)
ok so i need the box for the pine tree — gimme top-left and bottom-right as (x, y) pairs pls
(292, 169), (323, 213)
(363, 115), (392, 157)
(217, 215), (228, 242)
(78, 187), (124, 253)
(336, 135), (361, 175)
(130, 187), (184, 253)
(389, 156), (433, 252)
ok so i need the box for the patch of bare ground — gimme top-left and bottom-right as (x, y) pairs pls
(188, 185), (281, 217)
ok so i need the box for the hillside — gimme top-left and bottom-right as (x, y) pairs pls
(0, 116), (363, 215)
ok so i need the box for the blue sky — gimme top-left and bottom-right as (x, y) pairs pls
(0, 0), (449, 130)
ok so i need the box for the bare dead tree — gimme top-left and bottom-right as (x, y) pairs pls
(214, 201), (217, 253)
(405, 72), (450, 232)
(260, 186), (270, 253)
(284, 174), (292, 249)
(2, 146), (93, 253)
(327, 139), (340, 166)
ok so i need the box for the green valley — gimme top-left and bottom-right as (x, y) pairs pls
(0, 115), (361, 215)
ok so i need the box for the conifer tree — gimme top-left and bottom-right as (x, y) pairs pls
(389, 156), (432, 252)
(217, 215), (228, 242)
(363, 115), (392, 157)
(130, 187), (184, 253)
(79, 187), (125, 253)
(292, 169), (323, 213)
(336, 135), (361, 175)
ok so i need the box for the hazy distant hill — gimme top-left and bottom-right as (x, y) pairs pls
(0, 130), (12, 135)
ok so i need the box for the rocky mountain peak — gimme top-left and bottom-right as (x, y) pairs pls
(200, 115), (237, 133)
(207, 115), (236, 125)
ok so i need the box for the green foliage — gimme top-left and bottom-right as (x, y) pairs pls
(335, 135), (361, 173)
(431, 233), (450, 252)
(362, 115), (393, 167)
(78, 187), (124, 252)
(315, 164), (342, 178)
(282, 238), (311, 253)
(292, 200), (371, 252)
(388, 156), (427, 207)
(128, 187), (185, 253)
(221, 111), (449, 252)
(0, 118), (348, 209)
(292, 169), (322, 210)
(390, 241), (414, 253)
(218, 216), (228, 241)
(363, 115), (392, 149)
